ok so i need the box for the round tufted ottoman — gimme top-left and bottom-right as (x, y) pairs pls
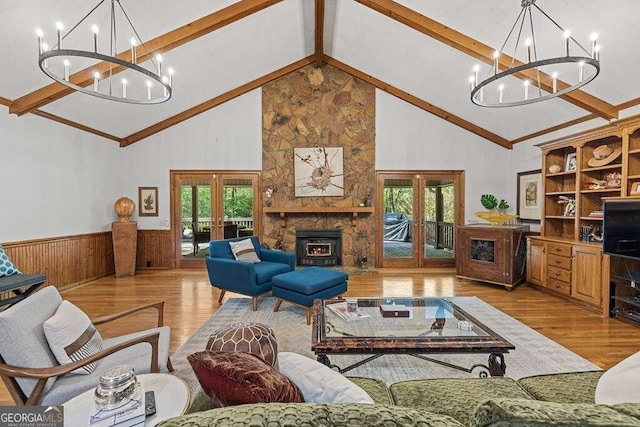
(206, 321), (278, 367)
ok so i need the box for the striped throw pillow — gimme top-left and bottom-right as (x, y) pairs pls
(43, 301), (103, 375)
(229, 239), (261, 264)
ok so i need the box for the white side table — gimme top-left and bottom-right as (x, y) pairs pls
(63, 373), (190, 426)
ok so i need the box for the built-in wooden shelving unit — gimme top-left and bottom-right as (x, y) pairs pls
(528, 116), (640, 323)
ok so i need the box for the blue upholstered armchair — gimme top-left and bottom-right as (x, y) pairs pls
(206, 236), (296, 311)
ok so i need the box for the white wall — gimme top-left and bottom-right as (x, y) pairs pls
(376, 90), (511, 224)
(2, 84), (552, 242)
(0, 111), (123, 242)
(122, 89), (262, 229)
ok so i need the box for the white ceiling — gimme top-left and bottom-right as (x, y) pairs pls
(1, 0), (638, 145)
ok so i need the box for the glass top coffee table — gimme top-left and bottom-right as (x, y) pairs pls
(311, 297), (515, 377)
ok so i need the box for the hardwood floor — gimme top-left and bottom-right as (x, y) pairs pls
(2, 268), (640, 405)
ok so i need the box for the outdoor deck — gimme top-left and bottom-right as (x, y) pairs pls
(383, 241), (453, 258)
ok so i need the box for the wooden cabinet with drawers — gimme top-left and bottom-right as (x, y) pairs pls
(527, 236), (608, 314)
(545, 242), (572, 296)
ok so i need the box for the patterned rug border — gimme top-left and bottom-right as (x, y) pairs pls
(170, 296), (599, 396)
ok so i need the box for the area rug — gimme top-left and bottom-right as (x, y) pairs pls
(170, 296), (599, 395)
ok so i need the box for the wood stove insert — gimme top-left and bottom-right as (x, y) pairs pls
(296, 229), (343, 266)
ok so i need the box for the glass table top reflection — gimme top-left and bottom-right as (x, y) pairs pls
(313, 297), (513, 354)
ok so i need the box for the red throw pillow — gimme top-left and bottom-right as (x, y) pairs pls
(188, 351), (303, 407)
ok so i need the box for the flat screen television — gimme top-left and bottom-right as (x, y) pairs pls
(603, 199), (640, 260)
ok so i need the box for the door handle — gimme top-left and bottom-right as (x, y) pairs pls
(218, 217), (223, 228)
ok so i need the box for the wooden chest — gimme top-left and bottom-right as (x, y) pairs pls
(456, 224), (530, 290)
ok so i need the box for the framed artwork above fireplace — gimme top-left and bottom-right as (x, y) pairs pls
(294, 147), (344, 197)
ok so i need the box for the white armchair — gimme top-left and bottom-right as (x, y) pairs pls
(0, 286), (172, 405)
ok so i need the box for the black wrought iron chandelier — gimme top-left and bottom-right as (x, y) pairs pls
(469, 0), (600, 108)
(36, 0), (174, 104)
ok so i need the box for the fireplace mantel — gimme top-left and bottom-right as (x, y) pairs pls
(264, 206), (374, 226)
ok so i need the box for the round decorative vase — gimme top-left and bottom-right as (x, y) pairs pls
(548, 164), (561, 174)
(114, 197), (136, 222)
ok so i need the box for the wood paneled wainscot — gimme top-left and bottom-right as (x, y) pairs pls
(1, 232), (115, 293)
(527, 236), (609, 315)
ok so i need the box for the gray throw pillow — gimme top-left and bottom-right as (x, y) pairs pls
(43, 301), (103, 375)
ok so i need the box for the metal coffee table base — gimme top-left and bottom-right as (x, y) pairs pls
(317, 352), (507, 377)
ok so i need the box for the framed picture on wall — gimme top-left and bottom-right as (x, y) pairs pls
(294, 147), (344, 197)
(517, 169), (542, 223)
(138, 187), (158, 217)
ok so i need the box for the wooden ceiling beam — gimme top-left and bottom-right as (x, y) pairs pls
(315, 0), (325, 68)
(324, 55), (511, 149)
(355, 0), (618, 121)
(2, 95), (121, 141)
(9, 0), (283, 116)
(511, 114), (597, 144)
(616, 97), (640, 112)
(30, 110), (122, 142)
(121, 56), (315, 147)
(512, 96), (640, 144)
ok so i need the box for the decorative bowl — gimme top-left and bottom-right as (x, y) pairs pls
(474, 211), (518, 226)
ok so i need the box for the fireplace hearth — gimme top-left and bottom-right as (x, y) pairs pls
(296, 229), (343, 266)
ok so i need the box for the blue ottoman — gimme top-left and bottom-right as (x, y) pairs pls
(272, 267), (348, 324)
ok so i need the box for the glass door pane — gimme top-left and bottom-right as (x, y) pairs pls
(382, 176), (417, 267)
(221, 178), (255, 239)
(180, 177), (214, 261)
(173, 171), (261, 268)
(423, 180), (455, 262)
(376, 171), (462, 268)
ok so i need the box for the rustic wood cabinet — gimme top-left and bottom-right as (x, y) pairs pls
(526, 238), (546, 286)
(456, 224), (529, 290)
(571, 244), (605, 307)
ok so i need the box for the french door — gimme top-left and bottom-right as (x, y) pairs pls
(171, 171), (261, 268)
(376, 171), (464, 268)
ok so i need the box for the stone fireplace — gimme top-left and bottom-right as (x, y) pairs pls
(296, 229), (343, 266)
(262, 64), (376, 266)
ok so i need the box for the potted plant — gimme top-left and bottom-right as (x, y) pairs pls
(474, 194), (518, 225)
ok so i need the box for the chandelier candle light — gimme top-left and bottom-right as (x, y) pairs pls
(469, 0), (600, 108)
(36, 0), (174, 104)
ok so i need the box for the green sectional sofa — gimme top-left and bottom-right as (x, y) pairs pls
(159, 370), (640, 426)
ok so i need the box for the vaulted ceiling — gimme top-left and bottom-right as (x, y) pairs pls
(2, 0), (639, 149)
